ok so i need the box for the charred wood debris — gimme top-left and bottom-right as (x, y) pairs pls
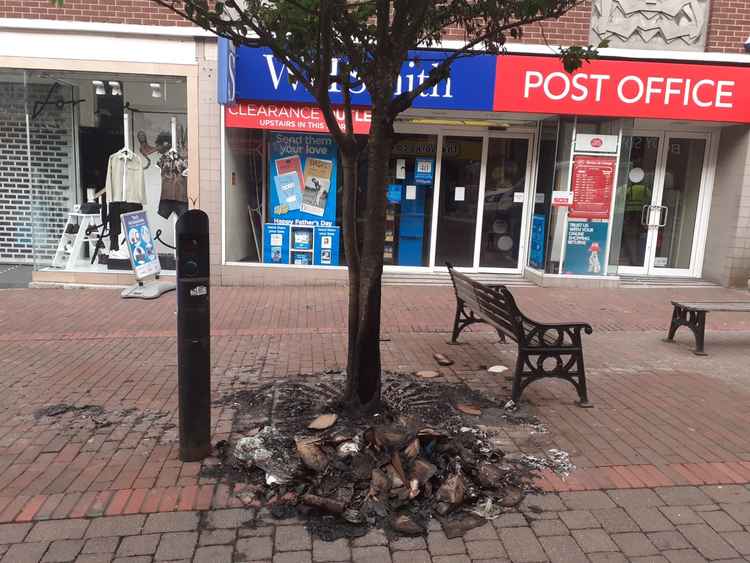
(208, 370), (573, 541)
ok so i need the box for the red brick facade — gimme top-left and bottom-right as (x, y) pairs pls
(442, 3), (592, 47)
(706, 0), (750, 53)
(1, 0), (748, 53)
(0, 0), (191, 26)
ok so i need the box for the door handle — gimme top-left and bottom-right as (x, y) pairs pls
(641, 204), (650, 226)
(656, 205), (668, 228)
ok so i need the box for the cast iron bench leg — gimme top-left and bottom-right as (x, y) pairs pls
(692, 311), (707, 356)
(450, 301), (463, 344)
(576, 350), (593, 408)
(665, 305), (682, 342)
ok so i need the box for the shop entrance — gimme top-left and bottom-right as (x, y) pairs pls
(614, 132), (711, 277)
(433, 132), (533, 272)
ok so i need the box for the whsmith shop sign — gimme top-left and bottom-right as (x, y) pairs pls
(219, 39), (750, 128)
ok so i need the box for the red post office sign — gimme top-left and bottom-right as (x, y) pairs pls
(494, 55), (750, 123)
(569, 155), (616, 220)
(226, 102), (372, 134)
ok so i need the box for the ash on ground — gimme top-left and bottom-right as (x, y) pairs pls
(208, 371), (573, 540)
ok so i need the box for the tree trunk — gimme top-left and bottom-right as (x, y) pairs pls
(342, 108), (394, 411)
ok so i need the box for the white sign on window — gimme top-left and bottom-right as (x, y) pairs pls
(513, 192), (525, 203)
(551, 191), (574, 206)
(396, 159), (406, 179)
(454, 186), (465, 201)
(575, 133), (618, 154)
(405, 185), (417, 200)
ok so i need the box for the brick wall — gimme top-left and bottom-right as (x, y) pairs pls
(0, 82), (74, 264)
(0, 0), (191, 26)
(706, 0), (750, 53)
(442, 2), (592, 46)
(5, 0), (747, 54)
(703, 125), (750, 287)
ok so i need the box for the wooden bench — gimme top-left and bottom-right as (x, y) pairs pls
(446, 263), (593, 407)
(666, 300), (750, 355)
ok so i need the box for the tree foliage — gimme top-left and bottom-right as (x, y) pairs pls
(143, 0), (597, 410)
(152, 0), (597, 147)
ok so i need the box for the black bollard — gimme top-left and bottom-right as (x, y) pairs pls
(176, 209), (211, 462)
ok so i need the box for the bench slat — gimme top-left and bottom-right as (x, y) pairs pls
(672, 301), (750, 312)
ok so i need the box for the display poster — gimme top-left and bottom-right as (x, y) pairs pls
(569, 155), (616, 220)
(121, 210), (160, 279)
(414, 158), (435, 185)
(314, 226), (340, 266)
(263, 223), (290, 264)
(291, 226), (314, 251)
(563, 220), (609, 275)
(529, 214), (546, 270)
(269, 132), (338, 226)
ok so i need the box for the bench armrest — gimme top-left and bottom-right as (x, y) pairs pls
(533, 321), (593, 335)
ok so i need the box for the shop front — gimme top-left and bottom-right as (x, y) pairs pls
(219, 41), (750, 285)
(0, 27), (205, 286)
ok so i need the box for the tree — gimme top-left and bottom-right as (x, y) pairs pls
(151, 0), (597, 412)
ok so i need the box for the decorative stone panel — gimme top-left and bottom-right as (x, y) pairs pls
(590, 0), (710, 51)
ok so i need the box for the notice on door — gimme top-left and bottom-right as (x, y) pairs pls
(569, 155), (616, 220)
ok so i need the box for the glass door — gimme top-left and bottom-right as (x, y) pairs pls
(477, 136), (532, 270)
(614, 133), (710, 277)
(613, 135), (661, 275)
(434, 135), (483, 268)
(650, 136), (708, 275)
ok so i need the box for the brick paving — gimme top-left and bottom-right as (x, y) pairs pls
(0, 284), (750, 561)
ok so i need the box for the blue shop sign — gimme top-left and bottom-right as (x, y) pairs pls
(226, 46), (496, 111)
(217, 37), (237, 105)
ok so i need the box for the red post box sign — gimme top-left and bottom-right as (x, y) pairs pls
(494, 55), (750, 123)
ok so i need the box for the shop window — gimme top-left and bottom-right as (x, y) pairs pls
(544, 117), (575, 274)
(225, 128), (265, 263)
(0, 70), (188, 273)
(225, 129), (344, 266)
(527, 119), (559, 271)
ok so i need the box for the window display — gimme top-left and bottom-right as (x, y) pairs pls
(0, 69), (188, 273)
(224, 127), (344, 266)
(266, 132), (340, 265)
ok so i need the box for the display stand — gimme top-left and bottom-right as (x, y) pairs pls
(121, 274), (175, 299)
(119, 209), (175, 300)
(51, 211), (105, 270)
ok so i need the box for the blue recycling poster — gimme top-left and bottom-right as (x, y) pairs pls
(529, 214), (546, 269)
(268, 132), (338, 227)
(563, 220), (609, 275)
